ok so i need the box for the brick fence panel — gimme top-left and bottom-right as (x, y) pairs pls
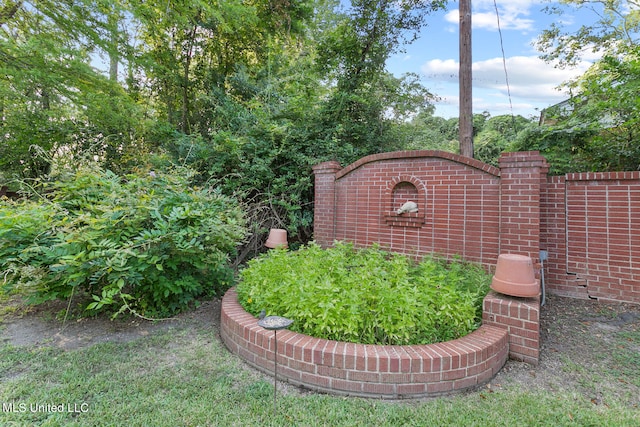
(313, 151), (640, 304)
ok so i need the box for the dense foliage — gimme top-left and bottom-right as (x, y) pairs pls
(536, 0), (640, 67)
(2, 0), (639, 300)
(0, 0), (447, 260)
(0, 165), (247, 317)
(237, 242), (491, 345)
(513, 49), (640, 173)
(529, 0), (640, 173)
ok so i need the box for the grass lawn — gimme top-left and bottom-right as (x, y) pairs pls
(1, 302), (639, 427)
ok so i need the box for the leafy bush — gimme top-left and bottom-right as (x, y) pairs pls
(0, 165), (247, 318)
(237, 242), (491, 345)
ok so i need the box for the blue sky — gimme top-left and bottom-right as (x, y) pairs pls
(386, 0), (599, 119)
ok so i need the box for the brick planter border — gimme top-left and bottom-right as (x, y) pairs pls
(220, 288), (509, 399)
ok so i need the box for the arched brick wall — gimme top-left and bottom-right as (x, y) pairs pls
(312, 150), (547, 269)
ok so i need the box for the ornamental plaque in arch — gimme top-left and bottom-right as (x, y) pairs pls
(383, 176), (426, 228)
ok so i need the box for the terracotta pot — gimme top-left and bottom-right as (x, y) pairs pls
(265, 228), (288, 249)
(491, 254), (539, 298)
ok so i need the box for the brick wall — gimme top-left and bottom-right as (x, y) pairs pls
(540, 176), (590, 299)
(498, 152), (549, 260)
(314, 150), (640, 303)
(482, 291), (540, 364)
(221, 288), (509, 399)
(314, 151), (503, 269)
(541, 172), (640, 303)
(310, 150), (640, 369)
(311, 161), (341, 246)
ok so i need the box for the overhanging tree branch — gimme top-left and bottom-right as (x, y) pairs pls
(0, 0), (22, 27)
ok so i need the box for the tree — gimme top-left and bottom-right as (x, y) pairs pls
(535, 1), (640, 172)
(474, 114), (532, 166)
(0, 0), (142, 178)
(536, 0), (640, 67)
(510, 121), (597, 174)
(1, 0), (452, 262)
(403, 109), (459, 151)
(561, 45), (640, 170)
(127, 0), (313, 135)
(315, 0), (446, 161)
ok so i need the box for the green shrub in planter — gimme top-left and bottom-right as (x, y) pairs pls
(0, 165), (247, 318)
(237, 242), (491, 345)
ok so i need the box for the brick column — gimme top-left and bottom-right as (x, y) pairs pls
(312, 161), (341, 248)
(483, 292), (541, 364)
(498, 151), (549, 259)
(493, 151), (549, 365)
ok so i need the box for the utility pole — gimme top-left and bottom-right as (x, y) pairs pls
(459, 0), (473, 158)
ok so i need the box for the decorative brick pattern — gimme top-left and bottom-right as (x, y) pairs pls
(221, 288), (509, 399)
(383, 176), (426, 228)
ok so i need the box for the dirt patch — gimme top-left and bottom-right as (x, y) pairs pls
(0, 297), (220, 350)
(488, 294), (640, 407)
(1, 293), (639, 405)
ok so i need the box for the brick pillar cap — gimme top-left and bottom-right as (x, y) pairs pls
(499, 151), (549, 167)
(312, 161), (342, 174)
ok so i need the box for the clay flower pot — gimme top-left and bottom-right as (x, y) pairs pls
(265, 228), (288, 249)
(491, 254), (539, 298)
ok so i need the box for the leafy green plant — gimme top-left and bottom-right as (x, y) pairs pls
(237, 242), (490, 345)
(0, 164), (247, 318)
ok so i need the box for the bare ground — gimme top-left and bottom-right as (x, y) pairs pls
(1, 293), (639, 406)
(0, 297), (221, 350)
(489, 294), (640, 407)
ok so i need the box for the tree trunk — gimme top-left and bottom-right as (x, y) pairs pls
(180, 25), (198, 135)
(108, 13), (119, 81)
(41, 88), (50, 110)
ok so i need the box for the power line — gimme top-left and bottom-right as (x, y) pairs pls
(493, 0), (519, 135)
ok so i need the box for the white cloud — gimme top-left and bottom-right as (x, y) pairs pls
(478, 12), (535, 31)
(406, 0), (601, 117)
(421, 55), (592, 117)
(444, 1), (543, 32)
(421, 58), (459, 79)
(422, 55), (590, 100)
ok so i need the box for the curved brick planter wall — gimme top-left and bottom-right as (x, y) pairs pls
(220, 288), (509, 399)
